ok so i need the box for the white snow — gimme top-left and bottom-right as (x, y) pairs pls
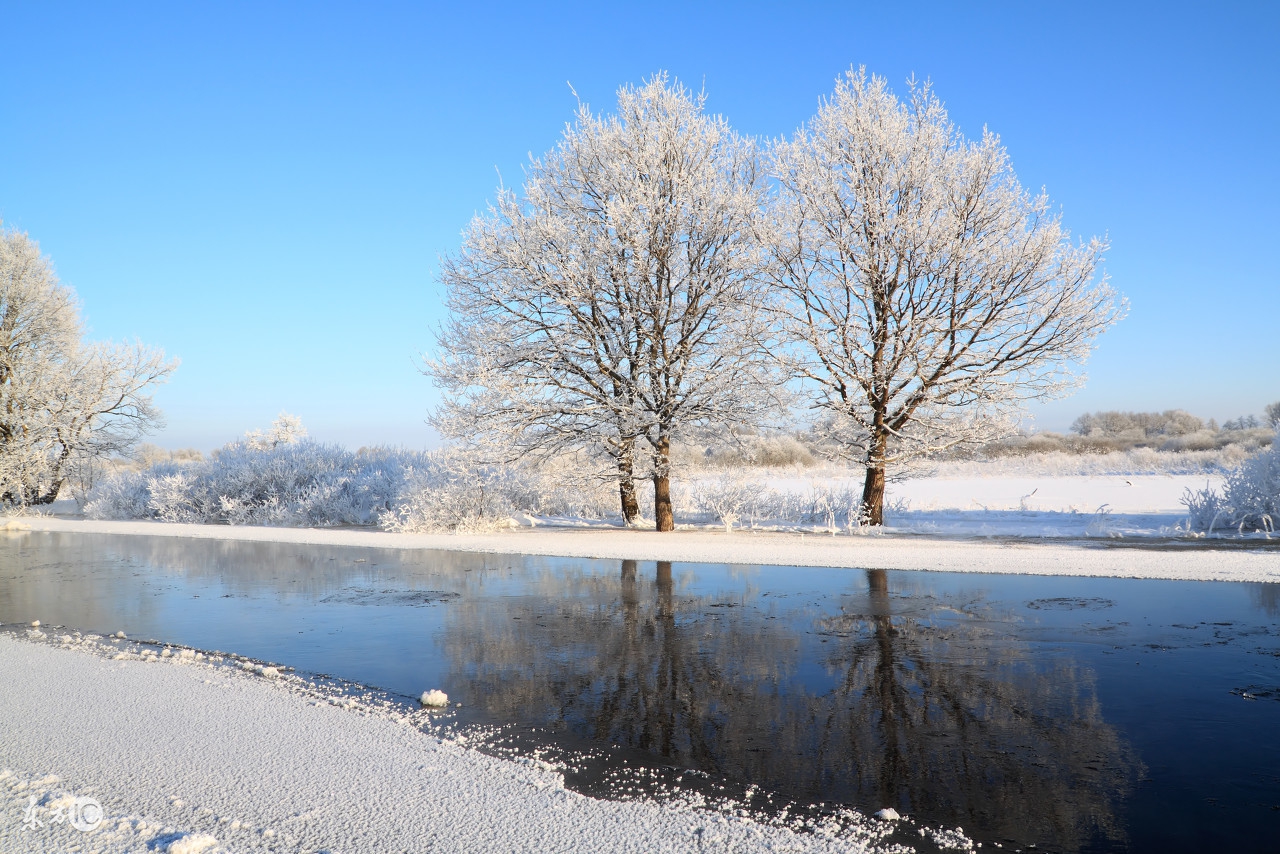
(421, 689), (449, 707)
(0, 633), (905, 853)
(11, 482), (1280, 585)
(164, 833), (218, 854)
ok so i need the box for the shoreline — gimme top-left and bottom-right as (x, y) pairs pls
(9, 515), (1280, 584)
(0, 631), (908, 853)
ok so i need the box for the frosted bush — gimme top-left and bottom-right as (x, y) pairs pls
(86, 440), (421, 527)
(381, 451), (523, 533)
(794, 484), (866, 531)
(683, 473), (867, 531)
(382, 449), (619, 533)
(88, 431), (625, 531)
(692, 471), (765, 530)
(1183, 440), (1280, 534)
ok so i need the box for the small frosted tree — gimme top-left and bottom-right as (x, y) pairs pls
(1, 225), (175, 506)
(244, 413), (308, 450)
(768, 70), (1124, 524)
(430, 75), (780, 531)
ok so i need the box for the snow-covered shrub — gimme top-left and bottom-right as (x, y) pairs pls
(674, 433), (818, 470)
(381, 450), (529, 533)
(794, 483), (866, 531)
(1158, 430), (1219, 453)
(88, 422), (625, 531)
(684, 473), (868, 531)
(86, 440), (421, 526)
(691, 471), (767, 531)
(1183, 440), (1280, 534)
(382, 449), (620, 533)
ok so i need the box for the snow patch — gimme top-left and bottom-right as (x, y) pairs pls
(420, 689), (449, 707)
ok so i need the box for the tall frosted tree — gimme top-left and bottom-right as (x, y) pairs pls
(769, 70), (1124, 524)
(430, 75), (778, 531)
(0, 225), (175, 506)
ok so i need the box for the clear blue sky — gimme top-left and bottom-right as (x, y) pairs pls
(2, 1), (1276, 450)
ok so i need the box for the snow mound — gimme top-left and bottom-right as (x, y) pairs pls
(420, 689), (449, 707)
(158, 832), (218, 854)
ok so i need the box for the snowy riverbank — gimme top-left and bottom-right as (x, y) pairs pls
(0, 631), (923, 853)
(10, 491), (1280, 585)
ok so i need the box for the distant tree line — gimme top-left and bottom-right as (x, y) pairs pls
(983, 405), (1277, 458)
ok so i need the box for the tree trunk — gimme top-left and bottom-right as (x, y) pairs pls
(862, 464), (886, 526)
(31, 480), (62, 505)
(617, 438), (640, 526)
(652, 435), (674, 532)
(33, 443), (73, 505)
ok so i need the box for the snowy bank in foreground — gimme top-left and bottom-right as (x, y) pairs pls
(0, 632), (928, 854)
(12, 515), (1280, 584)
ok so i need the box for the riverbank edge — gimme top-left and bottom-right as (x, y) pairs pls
(9, 516), (1280, 584)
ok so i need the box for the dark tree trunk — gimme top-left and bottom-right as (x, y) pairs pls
(862, 464), (886, 526)
(31, 481), (61, 505)
(617, 439), (640, 526)
(653, 474), (674, 532)
(652, 435), (674, 532)
(861, 424), (890, 526)
(32, 443), (73, 505)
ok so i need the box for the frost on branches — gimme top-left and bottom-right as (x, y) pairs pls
(428, 74), (782, 532)
(0, 225), (175, 507)
(1183, 440), (1280, 534)
(767, 69), (1125, 524)
(243, 413), (308, 451)
(85, 422), (619, 532)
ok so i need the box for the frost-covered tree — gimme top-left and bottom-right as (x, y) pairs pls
(244, 412), (308, 450)
(0, 225), (175, 506)
(767, 70), (1124, 524)
(430, 75), (779, 531)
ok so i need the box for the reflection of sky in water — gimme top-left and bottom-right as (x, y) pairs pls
(2, 531), (1279, 854)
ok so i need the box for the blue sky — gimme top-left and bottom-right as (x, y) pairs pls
(2, 1), (1276, 450)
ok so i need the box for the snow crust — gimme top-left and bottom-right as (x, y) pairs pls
(0, 632), (909, 853)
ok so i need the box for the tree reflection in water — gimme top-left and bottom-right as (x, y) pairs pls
(444, 561), (1139, 852)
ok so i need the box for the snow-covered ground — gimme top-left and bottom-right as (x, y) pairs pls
(758, 471), (1208, 537)
(0, 631), (925, 854)
(9, 471), (1279, 584)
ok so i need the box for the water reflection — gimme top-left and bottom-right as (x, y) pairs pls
(1249, 582), (1280, 616)
(443, 561), (1138, 850)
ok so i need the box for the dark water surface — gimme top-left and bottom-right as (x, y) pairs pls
(2, 531), (1278, 853)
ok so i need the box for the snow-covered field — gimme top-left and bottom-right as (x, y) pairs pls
(9, 470), (1280, 584)
(0, 631), (925, 854)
